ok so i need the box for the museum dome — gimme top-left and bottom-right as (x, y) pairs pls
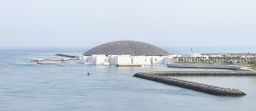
(83, 40), (169, 56)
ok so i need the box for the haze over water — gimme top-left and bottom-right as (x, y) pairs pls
(0, 49), (256, 111)
(1, 0), (256, 48)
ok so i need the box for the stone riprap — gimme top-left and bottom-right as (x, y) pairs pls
(133, 71), (256, 96)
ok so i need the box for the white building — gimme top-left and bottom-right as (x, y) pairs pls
(81, 40), (172, 66)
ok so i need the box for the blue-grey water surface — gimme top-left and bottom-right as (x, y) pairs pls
(0, 48), (256, 111)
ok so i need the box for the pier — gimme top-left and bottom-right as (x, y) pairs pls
(167, 63), (243, 70)
(134, 71), (256, 96)
(31, 56), (78, 65)
(143, 71), (256, 76)
(55, 54), (78, 58)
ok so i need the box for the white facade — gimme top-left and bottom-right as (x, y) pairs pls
(81, 55), (172, 66)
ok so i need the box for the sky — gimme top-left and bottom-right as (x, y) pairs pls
(0, 0), (256, 48)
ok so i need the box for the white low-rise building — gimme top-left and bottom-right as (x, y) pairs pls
(82, 55), (169, 66)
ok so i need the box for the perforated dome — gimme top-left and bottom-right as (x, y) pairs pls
(83, 40), (168, 56)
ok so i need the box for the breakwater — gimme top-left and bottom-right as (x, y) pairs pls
(167, 63), (242, 70)
(144, 71), (256, 76)
(134, 71), (256, 96)
(55, 54), (77, 58)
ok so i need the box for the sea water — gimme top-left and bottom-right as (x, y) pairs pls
(0, 48), (256, 111)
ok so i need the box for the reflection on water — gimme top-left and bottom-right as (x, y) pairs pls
(0, 49), (256, 111)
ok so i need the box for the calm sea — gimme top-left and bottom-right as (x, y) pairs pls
(0, 48), (256, 111)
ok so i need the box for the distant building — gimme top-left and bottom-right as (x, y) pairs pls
(81, 40), (172, 66)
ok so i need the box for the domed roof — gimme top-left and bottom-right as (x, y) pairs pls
(83, 40), (168, 56)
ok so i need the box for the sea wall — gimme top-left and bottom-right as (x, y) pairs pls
(143, 71), (256, 76)
(133, 71), (256, 96)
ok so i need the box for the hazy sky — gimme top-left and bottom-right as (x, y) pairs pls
(0, 0), (255, 48)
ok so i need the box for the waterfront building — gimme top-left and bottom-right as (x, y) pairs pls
(81, 40), (172, 66)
